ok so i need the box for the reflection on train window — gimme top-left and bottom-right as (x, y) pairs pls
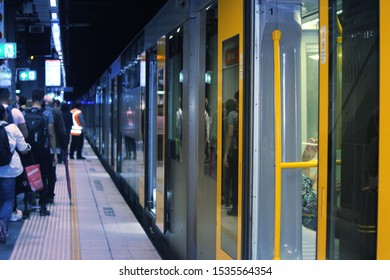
(220, 35), (239, 259)
(167, 27), (183, 162)
(147, 46), (158, 214)
(118, 41), (146, 206)
(301, 10), (319, 259)
(204, 5), (218, 178)
(155, 36), (166, 232)
(327, 0), (379, 260)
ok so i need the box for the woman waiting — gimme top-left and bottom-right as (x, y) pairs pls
(0, 104), (29, 243)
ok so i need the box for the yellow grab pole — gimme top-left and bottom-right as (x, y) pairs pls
(272, 29), (282, 260)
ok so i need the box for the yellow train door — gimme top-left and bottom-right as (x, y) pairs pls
(216, 0), (244, 260)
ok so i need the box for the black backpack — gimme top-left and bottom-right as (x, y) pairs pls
(24, 108), (48, 151)
(0, 123), (13, 167)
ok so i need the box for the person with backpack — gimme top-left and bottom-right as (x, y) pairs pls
(24, 89), (57, 216)
(43, 94), (68, 203)
(0, 105), (29, 243)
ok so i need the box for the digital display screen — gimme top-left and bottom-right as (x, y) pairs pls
(45, 59), (61, 86)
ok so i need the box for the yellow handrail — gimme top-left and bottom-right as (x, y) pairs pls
(272, 29), (282, 260)
(281, 160), (318, 169)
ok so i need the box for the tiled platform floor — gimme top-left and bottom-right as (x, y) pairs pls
(1, 142), (161, 260)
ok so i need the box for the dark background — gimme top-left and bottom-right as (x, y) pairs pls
(59, 0), (167, 100)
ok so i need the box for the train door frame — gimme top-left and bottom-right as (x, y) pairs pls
(377, 0), (390, 259)
(145, 45), (160, 222)
(317, 0), (329, 260)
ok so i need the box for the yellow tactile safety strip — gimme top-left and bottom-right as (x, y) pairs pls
(70, 161), (81, 260)
(9, 161), (80, 260)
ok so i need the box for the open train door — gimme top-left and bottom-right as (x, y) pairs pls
(320, 0), (390, 260)
(216, 0), (244, 260)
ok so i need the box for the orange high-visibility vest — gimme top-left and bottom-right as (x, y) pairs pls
(70, 108), (83, 136)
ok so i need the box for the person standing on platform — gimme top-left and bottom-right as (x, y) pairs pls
(223, 93), (239, 216)
(24, 89), (57, 216)
(0, 88), (28, 139)
(43, 94), (68, 203)
(0, 88), (29, 222)
(70, 101), (86, 160)
(0, 105), (29, 243)
(61, 101), (73, 150)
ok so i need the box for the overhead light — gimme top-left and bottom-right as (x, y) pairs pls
(50, 0), (57, 7)
(51, 22), (62, 54)
(51, 12), (58, 20)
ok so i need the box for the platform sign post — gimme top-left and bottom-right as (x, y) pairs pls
(0, 0), (4, 41)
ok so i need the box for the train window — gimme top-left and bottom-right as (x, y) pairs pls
(204, 5), (218, 179)
(155, 37), (166, 232)
(221, 34), (239, 259)
(167, 27), (183, 163)
(327, 0), (379, 260)
(146, 46), (158, 214)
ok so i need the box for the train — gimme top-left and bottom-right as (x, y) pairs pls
(80, 0), (390, 260)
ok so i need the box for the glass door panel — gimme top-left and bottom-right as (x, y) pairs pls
(156, 36), (166, 232)
(327, 0), (379, 260)
(220, 35), (239, 259)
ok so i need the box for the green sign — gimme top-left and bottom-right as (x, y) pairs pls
(19, 70), (37, 81)
(0, 43), (17, 59)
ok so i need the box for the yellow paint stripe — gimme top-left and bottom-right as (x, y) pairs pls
(69, 161), (81, 260)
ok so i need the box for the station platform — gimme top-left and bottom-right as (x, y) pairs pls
(0, 142), (162, 260)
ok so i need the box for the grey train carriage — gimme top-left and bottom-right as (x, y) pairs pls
(81, 0), (390, 260)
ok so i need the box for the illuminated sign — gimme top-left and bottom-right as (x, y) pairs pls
(45, 59), (61, 86)
(19, 70), (37, 81)
(0, 43), (17, 59)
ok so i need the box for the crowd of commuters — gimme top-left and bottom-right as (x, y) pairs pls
(0, 87), (85, 244)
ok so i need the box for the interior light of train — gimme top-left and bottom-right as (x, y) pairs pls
(50, 0), (57, 7)
(169, 35), (174, 40)
(205, 71), (212, 84)
(302, 18), (319, 30)
(51, 12), (58, 20)
(177, 28), (181, 33)
(179, 71), (183, 83)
